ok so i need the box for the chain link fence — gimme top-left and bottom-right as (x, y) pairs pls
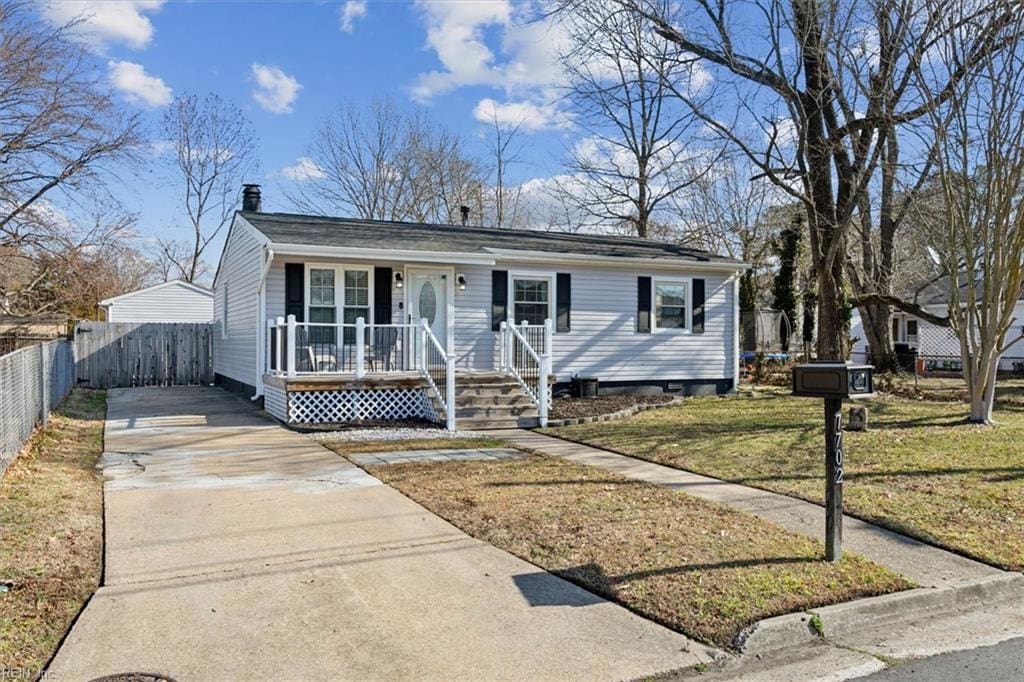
(0, 339), (75, 475)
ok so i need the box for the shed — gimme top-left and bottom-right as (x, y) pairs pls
(100, 280), (214, 323)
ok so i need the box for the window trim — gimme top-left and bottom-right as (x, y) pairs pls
(652, 276), (693, 333)
(508, 271), (554, 328)
(304, 262), (375, 329)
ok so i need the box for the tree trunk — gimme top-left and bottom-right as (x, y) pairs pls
(967, 350), (999, 424)
(816, 257), (849, 361)
(859, 302), (898, 371)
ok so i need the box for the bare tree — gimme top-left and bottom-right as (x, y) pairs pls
(483, 108), (525, 228)
(160, 93), (257, 282)
(925, 2), (1024, 423)
(0, 1), (142, 314)
(557, 0), (713, 238)
(605, 0), (1021, 360)
(0, 206), (148, 317)
(287, 99), (485, 225)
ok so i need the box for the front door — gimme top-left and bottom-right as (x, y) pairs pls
(408, 268), (449, 351)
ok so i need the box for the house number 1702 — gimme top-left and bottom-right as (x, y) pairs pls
(832, 411), (844, 485)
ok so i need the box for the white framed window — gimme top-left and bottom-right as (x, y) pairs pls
(305, 264), (373, 344)
(905, 319), (919, 345)
(653, 278), (691, 331)
(511, 276), (551, 326)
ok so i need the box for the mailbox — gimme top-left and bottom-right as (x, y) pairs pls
(792, 363), (874, 399)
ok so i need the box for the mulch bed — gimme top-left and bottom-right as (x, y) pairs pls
(548, 394), (673, 420)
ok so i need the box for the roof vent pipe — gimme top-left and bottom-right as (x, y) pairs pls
(242, 184), (262, 212)
(460, 205), (469, 226)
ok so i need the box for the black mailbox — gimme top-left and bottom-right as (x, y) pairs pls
(792, 363), (874, 399)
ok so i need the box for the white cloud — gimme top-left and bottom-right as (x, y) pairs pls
(338, 0), (367, 33)
(108, 60), (172, 107)
(281, 157), (326, 182)
(764, 117), (798, 148)
(473, 97), (569, 132)
(250, 64), (301, 114)
(411, 1), (566, 101)
(40, 1), (164, 50)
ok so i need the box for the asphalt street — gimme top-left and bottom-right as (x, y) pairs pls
(862, 636), (1024, 681)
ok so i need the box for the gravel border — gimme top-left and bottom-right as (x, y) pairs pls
(544, 396), (687, 427)
(307, 427), (489, 443)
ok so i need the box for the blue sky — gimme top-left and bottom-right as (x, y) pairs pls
(37, 1), (574, 260)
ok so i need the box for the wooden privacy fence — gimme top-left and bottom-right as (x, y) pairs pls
(75, 321), (214, 389)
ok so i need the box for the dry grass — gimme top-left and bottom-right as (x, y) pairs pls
(321, 436), (509, 456)
(0, 390), (106, 672)
(549, 386), (1024, 572)
(369, 455), (910, 648)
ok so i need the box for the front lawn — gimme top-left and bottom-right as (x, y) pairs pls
(548, 388), (1024, 572)
(0, 389), (106, 672)
(368, 455), (910, 648)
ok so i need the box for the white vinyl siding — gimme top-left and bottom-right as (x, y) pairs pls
(212, 222), (263, 389)
(103, 281), (214, 323)
(449, 264), (735, 381)
(260, 258), (737, 384)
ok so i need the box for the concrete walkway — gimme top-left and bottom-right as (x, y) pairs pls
(49, 388), (716, 681)
(493, 430), (1004, 588)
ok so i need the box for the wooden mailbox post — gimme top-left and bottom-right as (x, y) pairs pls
(792, 363), (874, 561)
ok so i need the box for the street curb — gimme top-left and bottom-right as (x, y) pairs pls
(735, 572), (1024, 655)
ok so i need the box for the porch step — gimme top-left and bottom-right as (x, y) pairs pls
(456, 415), (540, 430)
(454, 372), (519, 385)
(456, 405), (538, 419)
(457, 394), (536, 408)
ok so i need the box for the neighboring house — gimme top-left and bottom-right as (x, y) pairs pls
(213, 185), (747, 429)
(100, 280), (214, 323)
(851, 276), (1024, 372)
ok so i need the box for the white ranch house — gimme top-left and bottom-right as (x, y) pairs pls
(851, 276), (1024, 372)
(212, 186), (747, 430)
(100, 279), (214, 323)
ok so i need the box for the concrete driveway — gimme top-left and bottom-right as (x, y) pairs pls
(50, 387), (714, 681)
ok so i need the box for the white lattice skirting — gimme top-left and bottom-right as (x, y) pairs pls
(287, 388), (439, 425)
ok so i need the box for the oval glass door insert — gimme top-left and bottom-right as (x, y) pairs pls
(419, 281), (437, 325)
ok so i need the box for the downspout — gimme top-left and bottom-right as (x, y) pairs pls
(252, 247), (275, 400)
(733, 273), (741, 393)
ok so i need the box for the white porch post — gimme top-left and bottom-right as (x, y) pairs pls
(445, 354), (456, 431)
(539, 318), (553, 428)
(286, 314), (297, 378)
(275, 316), (284, 374)
(419, 318), (429, 371)
(355, 317), (366, 379)
(499, 320), (508, 373)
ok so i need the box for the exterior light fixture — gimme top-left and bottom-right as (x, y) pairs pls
(394, 272), (404, 289)
(456, 274), (467, 291)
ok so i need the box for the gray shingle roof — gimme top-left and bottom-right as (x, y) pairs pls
(914, 273), (1024, 306)
(240, 211), (743, 266)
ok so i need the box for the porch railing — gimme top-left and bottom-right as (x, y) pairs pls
(266, 315), (455, 430)
(499, 319), (552, 427)
(418, 318), (455, 431)
(266, 317), (419, 377)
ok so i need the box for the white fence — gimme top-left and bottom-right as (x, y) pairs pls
(0, 339), (75, 475)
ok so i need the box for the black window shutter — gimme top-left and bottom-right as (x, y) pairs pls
(692, 278), (706, 334)
(556, 273), (571, 333)
(491, 270), (508, 331)
(637, 276), (652, 333)
(373, 267), (393, 324)
(285, 263), (305, 322)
